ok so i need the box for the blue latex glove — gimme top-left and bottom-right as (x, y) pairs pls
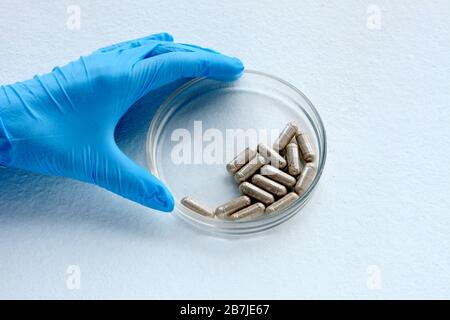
(0, 33), (244, 212)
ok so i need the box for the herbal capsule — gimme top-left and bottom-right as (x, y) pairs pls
(239, 182), (275, 205)
(260, 165), (296, 187)
(265, 192), (299, 214)
(272, 122), (298, 152)
(215, 195), (251, 218)
(296, 131), (316, 162)
(181, 196), (214, 218)
(229, 203), (265, 220)
(286, 138), (302, 176)
(251, 174), (287, 197)
(294, 162), (316, 195)
(226, 147), (257, 174)
(234, 154), (267, 183)
(257, 143), (287, 169)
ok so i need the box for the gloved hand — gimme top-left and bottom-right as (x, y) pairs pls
(0, 32), (244, 212)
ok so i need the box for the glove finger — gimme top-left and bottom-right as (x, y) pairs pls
(94, 32), (174, 54)
(178, 43), (220, 54)
(94, 145), (174, 212)
(143, 42), (219, 57)
(131, 51), (244, 100)
(122, 41), (224, 63)
(144, 32), (174, 42)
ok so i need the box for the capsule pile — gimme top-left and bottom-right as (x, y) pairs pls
(181, 122), (317, 221)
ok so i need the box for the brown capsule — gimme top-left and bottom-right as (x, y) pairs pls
(259, 165), (296, 187)
(181, 196), (214, 218)
(226, 147), (257, 174)
(234, 154), (267, 183)
(229, 203), (265, 221)
(239, 182), (275, 205)
(257, 143), (287, 169)
(294, 162), (316, 195)
(296, 131), (316, 162)
(251, 174), (287, 197)
(272, 122), (298, 152)
(215, 195), (252, 218)
(286, 138), (302, 176)
(265, 192), (299, 214)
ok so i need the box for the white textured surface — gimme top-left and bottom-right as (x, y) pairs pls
(1, 0), (450, 299)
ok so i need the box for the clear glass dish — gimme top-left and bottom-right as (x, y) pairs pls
(146, 70), (326, 236)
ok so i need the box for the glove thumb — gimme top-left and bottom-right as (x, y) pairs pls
(95, 144), (174, 212)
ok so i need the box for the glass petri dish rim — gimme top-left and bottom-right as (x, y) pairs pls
(146, 69), (327, 236)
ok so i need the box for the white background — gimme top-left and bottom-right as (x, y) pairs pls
(0, 0), (449, 299)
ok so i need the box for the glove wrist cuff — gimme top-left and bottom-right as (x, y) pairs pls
(0, 87), (12, 166)
(0, 115), (12, 166)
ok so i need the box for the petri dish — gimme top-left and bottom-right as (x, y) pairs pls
(146, 70), (326, 236)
